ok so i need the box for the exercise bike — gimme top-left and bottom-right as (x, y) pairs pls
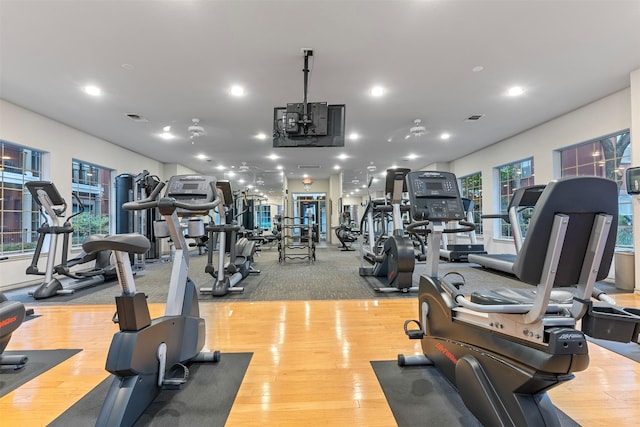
(83, 175), (221, 427)
(200, 180), (260, 297)
(24, 181), (116, 299)
(0, 290), (29, 370)
(334, 224), (358, 251)
(398, 171), (640, 426)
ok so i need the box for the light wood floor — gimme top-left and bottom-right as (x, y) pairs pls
(2, 293), (639, 426)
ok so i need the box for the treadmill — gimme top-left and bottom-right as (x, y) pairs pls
(439, 197), (486, 262)
(467, 185), (545, 274)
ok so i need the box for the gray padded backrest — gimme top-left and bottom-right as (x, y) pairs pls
(513, 176), (618, 286)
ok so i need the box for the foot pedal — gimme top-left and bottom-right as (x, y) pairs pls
(404, 319), (424, 340)
(162, 363), (190, 389)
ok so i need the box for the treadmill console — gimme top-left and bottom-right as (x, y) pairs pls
(165, 175), (217, 215)
(626, 166), (640, 195)
(406, 171), (465, 222)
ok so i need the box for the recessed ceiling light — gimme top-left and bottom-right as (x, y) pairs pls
(159, 132), (175, 140)
(227, 171), (236, 177)
(121, 63), (135, 70)
(83, 85), (102, 96)
(238, 179), (245, 184)
(333, 165), (340, 170)
(440, 133), (451, 140)
(348, 132), (359, 140)
(407, 154), (418, 160)
(507, 86), (525, 97)
(268, 154), (279, 160)
(163, 125), (171, 132)
(230, 85), (245, 97)
(277, 165), (283, 170)
(472, 65), (484, 73)
(370, 86), (385, 97)
(337, 154), (349, 160)
(256, 132), (267, 140)
(216, 165), (225, 170)
(196, 154), (207, 160)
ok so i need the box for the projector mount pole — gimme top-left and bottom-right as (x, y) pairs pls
(301, 49), (313, 134)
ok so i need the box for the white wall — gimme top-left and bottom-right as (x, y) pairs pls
(449, 88), (631, 257)
(424, 87), (636, 287)
(0, 100), (185, 289)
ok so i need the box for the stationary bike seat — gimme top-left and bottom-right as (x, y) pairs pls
(83, 233), (151, 255)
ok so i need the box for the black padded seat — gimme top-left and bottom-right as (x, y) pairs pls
(470, 176), (618, 307)
(83, 233), (151, 255)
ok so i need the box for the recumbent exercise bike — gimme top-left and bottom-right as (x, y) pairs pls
(399, 171), (640, 427)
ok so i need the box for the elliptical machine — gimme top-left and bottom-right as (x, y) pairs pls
(24, 181), (117, 299)
(83, 175), (221, 427)
(399, 171), (640, 426)
(359, 168), (416, 292)
(200, 180), (259, 297)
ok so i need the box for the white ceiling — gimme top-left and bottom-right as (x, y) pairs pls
(1, 0), (640, 197)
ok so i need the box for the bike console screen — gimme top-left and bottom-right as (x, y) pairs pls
(406, 171), (465, 222)
(165, 175), (217, 216)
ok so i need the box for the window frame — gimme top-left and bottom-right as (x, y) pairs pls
(0, 139), (44, 256)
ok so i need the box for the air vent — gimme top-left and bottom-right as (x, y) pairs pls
(298, 164), (321, 169)
(465, 114), (485, 122)
(126, 113), (149, 122)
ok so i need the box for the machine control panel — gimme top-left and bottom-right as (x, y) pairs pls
(166, 175), (216, 202)
(406, 171), (465, 222)
(164, 175), (217, 217)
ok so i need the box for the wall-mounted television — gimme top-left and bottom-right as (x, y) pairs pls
(273, 103), (345, 148)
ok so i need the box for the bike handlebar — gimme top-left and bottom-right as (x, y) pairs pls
(406, 219), (475, 234)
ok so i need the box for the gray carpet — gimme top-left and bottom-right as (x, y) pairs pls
(371, 360), (580, 427)
(10, 244), (623, 305)
(49, 352), (252, 427)
(0, 349), (82, 397)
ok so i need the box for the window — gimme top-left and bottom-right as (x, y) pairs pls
(71, 160), (112, 245)
(0, 140), (43, 255)
(497, 158), (534, 238)
(255, 205), (271, 231)
(559, 130), (632, 248)
(459, 172), (483, 235)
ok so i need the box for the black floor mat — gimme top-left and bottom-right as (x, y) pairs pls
(49, 352), (252, 427)
(587, 337), (640, 363)
(371, 360), (580, 427)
